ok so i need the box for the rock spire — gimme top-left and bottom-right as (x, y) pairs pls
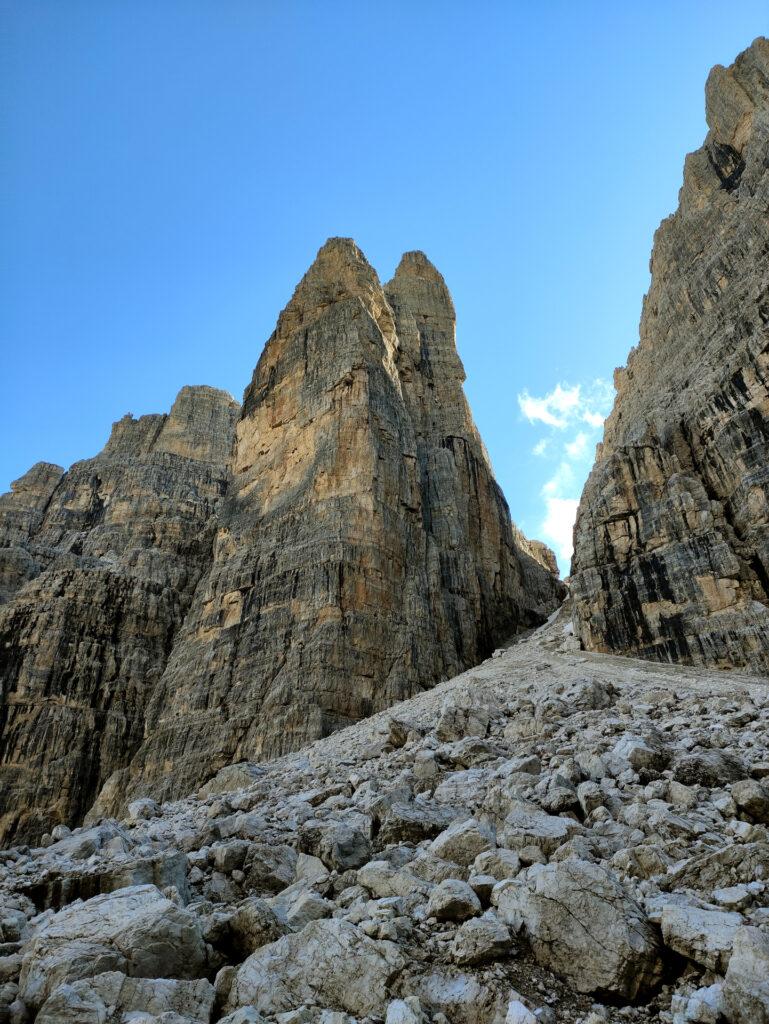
(0, 241), (562, 843)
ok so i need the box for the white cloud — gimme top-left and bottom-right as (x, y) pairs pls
(565, 431), (589, 459)
(516, 377), (614, 575)
(541, 496), (579, 567)
(582, 410), (605, 428)
(518, 383), (582, 429)
(542, 459), (576, 496)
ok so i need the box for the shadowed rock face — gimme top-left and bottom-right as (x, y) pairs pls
(0, 385), (240, 844)
(572, 38), (769, 673)
(0, 241), (563, 843)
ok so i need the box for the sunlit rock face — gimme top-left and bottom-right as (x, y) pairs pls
(572, 38), (769, 673)
(0, 239), (562, 843)
(119, 239), (563, 810)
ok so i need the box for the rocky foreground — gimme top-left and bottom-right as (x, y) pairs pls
(1, 609), (767, 1024)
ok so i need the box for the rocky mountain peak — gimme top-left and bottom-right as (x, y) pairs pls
(276, 237), (394, 334)
(705, 36), (769, 152)
(387, 250), (457, 329)
(0, 241), (562, 845)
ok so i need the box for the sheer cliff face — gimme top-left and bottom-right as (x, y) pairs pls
(0, 240), (563, 843)
(572, 38), (769, 672)
(119, 240), (564, 808)
(0, 387), (239, 844)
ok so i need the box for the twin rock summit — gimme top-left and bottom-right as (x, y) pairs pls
(0, 238), (565, 844)
(1, 36), (769, 1024)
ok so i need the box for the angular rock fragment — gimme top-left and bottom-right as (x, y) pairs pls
(723, 926), (769, 1023)
(660, 903), (742, 972)
(426, 879), (481, 922)
(428, 818), (495, 867)
(225, 919), (404, 1017)
(36, 972), (214, 1024)
(731, 778), (769, 822)
(495, 859), (662, 999)
(18, 885), (206, 1009)
(450, 911), (513, 965)
(500, 801), (582, 857)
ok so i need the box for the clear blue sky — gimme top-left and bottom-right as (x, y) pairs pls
(3, 2), (767, 573)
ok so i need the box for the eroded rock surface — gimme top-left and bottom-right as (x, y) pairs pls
(120, 240), (562, 810)
(0, 386), (239, 845)
(572, 37), (769, 673)
(0, 240), (562, 844)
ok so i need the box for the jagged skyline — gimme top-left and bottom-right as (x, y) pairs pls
(3, 3), (768, 575)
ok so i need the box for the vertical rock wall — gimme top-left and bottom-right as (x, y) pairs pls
(571, 38), (769, 673)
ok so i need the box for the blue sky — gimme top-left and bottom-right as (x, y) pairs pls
(3, 2), (767, 574)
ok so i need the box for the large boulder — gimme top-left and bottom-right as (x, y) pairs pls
(451, 912), (513, 966)
(299, 821), (371, 872)
(435, 701), (491, 743)
(225, 918), (404, 1016)
(731, 779), (769, 823)
(377, 801), (454, 846)
(228, 897), (288, 956)
(495, 859), (662, 999)
(426, 880), (481, 923)
(243, 844), (298, 893)
(36, 972), (214, 1024)
(18, 885), (207, 1009)
(660, 904), (742, 972)
(500, 801), (582, 857)
(416, 969), (507, 1024)
(667, 842), (769, 893)
(429, 818), (495, 866)
(672, 751), (747, 788)
(723, 926), (769, 1023)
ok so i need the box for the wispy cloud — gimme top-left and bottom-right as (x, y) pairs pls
(541, 496), (580, 569)
(518, 380), (613, 431)
(564, 431), (589, 459)
(517, 378), (614, 573)
(518, 383), (582, 429)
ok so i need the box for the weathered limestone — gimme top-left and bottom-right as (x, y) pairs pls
(495, 859), (662, 999)
(0, 241), (562, 843)
(723, 926), (769, 1023)
(106, 239), (562, 810)
(1, 607), (768, 1023)
(572, 38), (769, 673)
(36, 973), (215, 1024)
(225, 919), (405, 1017)
(0, 386), (239, 845)
(18, 885), (207, 1009)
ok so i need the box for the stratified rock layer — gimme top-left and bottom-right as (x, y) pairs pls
(0, 241), (562, 843)
(0, 387), (240, 844)
(118, 241), (563, 808)
(572, 38), (769, 673)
